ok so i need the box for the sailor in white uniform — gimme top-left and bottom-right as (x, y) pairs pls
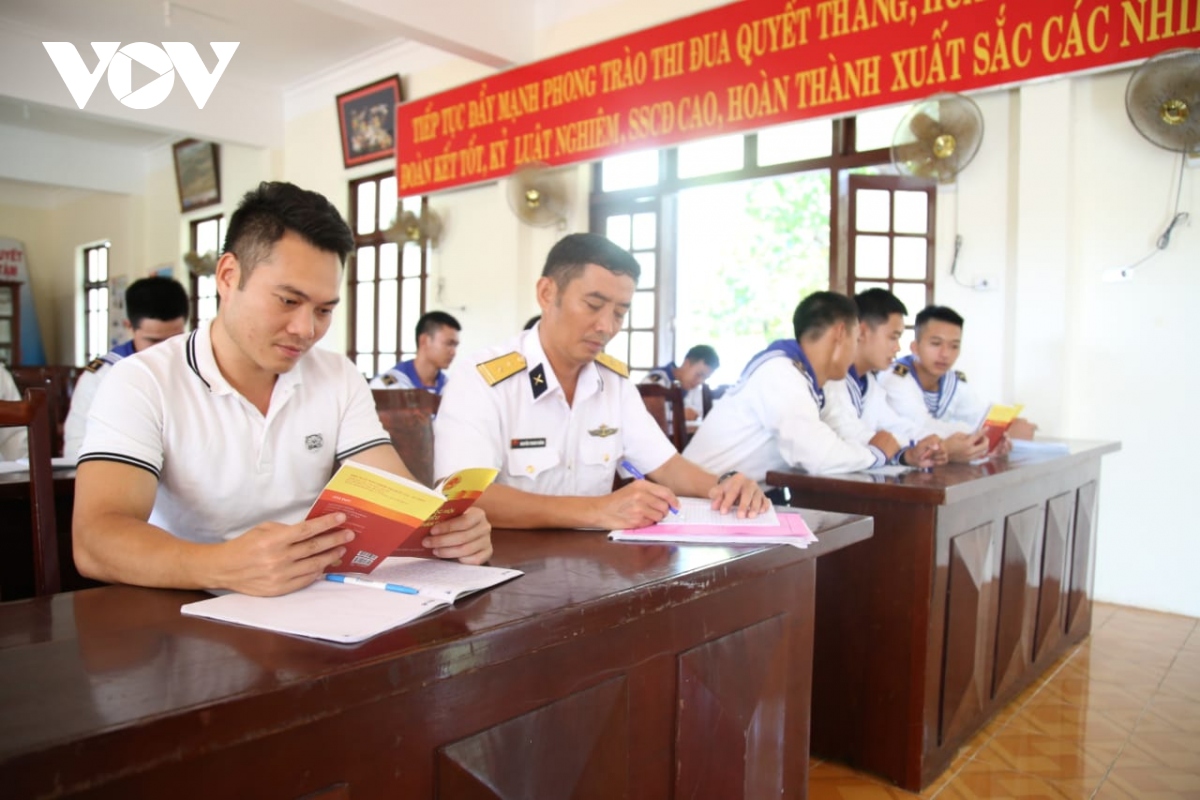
(368, 311), (459, 394)
(63, 276), (190, 460)
(822, 289), (947, 463)
(684, 292), (942, 492)
(434, 233), (768, 531)
(641, 344), (719, 424)
(876, 305), (1028, 464)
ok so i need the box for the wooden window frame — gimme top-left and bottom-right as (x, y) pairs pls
(82, 242), (110, 362)
(188, 213), (223, 329)
(589, 117), (915, 366)
(846, 174), (937, 320)
(347, 172), (429, 377)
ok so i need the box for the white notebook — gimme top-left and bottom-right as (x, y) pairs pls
(181, 557), (522, 644)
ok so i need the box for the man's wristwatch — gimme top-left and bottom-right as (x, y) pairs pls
(717, 470), (738, 484)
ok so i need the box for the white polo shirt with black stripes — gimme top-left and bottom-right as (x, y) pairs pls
(78, 321), (392, 544)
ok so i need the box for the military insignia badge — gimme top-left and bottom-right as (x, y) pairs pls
(305, 433), (324, 451)
(381, 373), (398, 386)
(955, 370), (968, 382)
(892, 363), (910, 377)
(529, 363), (548, 399)
(83, 357), (106, 373)
(588, 424), (618, 438)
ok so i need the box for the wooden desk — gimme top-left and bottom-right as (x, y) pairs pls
(767, 441), (1119, 791)
(0, 512), (871, 799)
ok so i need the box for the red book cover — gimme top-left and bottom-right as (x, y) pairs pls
(305, 464), (497, 574)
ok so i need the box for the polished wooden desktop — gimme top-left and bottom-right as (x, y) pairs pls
(0, 513), (871, 799)
(767, 441), (1119, 791)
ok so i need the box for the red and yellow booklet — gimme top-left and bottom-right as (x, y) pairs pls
(306, 463), (497, 574)
(979, 403), (1025, 451)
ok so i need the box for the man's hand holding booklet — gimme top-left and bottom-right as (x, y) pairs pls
(306, 463), (498, 573)
(181, 464), (523, 644)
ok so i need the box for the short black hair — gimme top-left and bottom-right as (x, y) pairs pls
(223, 181), (354, 286)
(914, 305), (965, 338)
(416, 311), (461, 342)
(542, 232), (640, 288)
(855, 288), (908, 328)
(523, 314), (541, 330)
(125, 276), (188, 329)
(684, 344), (719, 369)
(793, 291), (859, 341)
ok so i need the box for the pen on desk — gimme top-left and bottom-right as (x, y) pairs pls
(324, 574), (419, 594)
(619, 459), (680, 515)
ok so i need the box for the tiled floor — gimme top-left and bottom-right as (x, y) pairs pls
(809, 602), (1200, 799)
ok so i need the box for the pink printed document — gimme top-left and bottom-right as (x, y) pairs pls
(609, 500), (817, 549)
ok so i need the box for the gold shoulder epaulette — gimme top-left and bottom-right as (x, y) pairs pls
(595, 352), (629, 378)
(955, 370), (967, 382)
(892, 363), (909, 377)
(477, 352), (527, 386)
(83, 357), (106, 373)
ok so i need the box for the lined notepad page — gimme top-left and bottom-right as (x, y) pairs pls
(671, 497), (780, 527)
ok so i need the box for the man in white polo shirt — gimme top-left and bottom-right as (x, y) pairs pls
(73, 182), (492, 597)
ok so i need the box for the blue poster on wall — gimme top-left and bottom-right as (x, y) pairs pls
(0, 238), (47, 365)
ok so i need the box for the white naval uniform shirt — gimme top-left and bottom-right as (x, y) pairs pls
(822, 368), (924, 445)
(433, 328), (677, 497)
(78, 320), (392, 544)
(876, 358), (988, 437)
(0, 363), (27, 460)
(682, 350), (883, 486)
(64, 340), (141, 460)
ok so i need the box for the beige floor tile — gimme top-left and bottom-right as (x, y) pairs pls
(805, 603), (1200, 798)
(971, 729), (1120, 781)
(1136, 696), (1200, 734)
(935, 762), (1073, 799)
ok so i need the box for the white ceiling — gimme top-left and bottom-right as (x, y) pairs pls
(0, 0), (622, 198)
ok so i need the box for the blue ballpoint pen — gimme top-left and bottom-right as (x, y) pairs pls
(325, 574), (419, 594)
(619, 459), (679, 515)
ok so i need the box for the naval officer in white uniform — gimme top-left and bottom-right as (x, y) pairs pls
(434, 233), (768, 531)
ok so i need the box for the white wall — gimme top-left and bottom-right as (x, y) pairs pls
(943, 69), (1199, 617)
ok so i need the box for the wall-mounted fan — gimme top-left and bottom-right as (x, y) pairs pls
(891, 93), (985, 184)
(1105, 48), (1199, 281)
(506, 162), (570, 228)
(1126, 47), (1200, 155)
(184, 250), (218, 276)
(385, 206), (444, 248)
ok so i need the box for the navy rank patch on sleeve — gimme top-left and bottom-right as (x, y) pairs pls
(892, 363), (909, 377)
(595, 352), (629, 378)
(477, 352), (527, 386)
(83, 357), (106, 373)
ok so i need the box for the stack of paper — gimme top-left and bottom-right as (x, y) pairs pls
(609, 497), (817, 549)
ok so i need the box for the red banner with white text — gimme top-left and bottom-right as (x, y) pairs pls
(396, 0), (1200, 196)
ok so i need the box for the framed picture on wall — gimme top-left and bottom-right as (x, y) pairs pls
(172, 139), (221, 212)
(337, 75), (402, 168)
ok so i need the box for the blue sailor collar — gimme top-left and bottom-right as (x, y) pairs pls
(111, 339), (136, 359)
(396, 358), (446, 394)
(895, 354), (958, 418)
(737, 339), (824, 408)
(846, 364), (868, 417)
